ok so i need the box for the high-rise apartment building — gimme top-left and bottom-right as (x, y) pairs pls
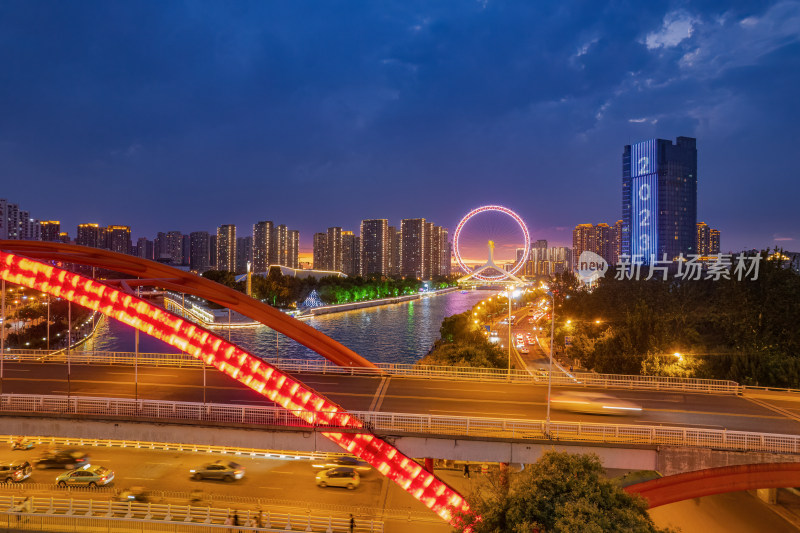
(216, 224), (236, 272)
(572, 224), (595, 263)
(612, 220), (623, 265)
(342, 231), (359, 277)
(189, 231), (210, 272)
(58, 232), (70, 244)
(326, 227), (343, 272)
(236, 236), (253, 274)
(272, 224), (288, 267)
(438, 227), (450, 277)
(594, 223), (612, 264)
(77, 223), (102, 248)
(106, 225), (132, 255)
(697, 222), (721, 256)
(623, 136), (697, 261)
(136, 237), (153, 260)
(401, 218), (426, 279)
(313, 232), (328, 270)
(40, 221), (61, 242)
(386, 226), (399, 276)
(0, 199), (15, 239)
(166, 231), (184, 264)
(288, 230), (299, 269)
(252, 221), (274, 273)
(361, 219), (389, 277)
(209, 235), (218, 269)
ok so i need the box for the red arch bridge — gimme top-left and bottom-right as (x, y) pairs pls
(0, 242), (471, 525)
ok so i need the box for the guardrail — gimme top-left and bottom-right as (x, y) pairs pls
(2, 349), (740, 393)
(1, 393), (799, 455)
(0, 494), (383, 532)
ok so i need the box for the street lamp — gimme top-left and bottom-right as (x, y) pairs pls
(507, 288), (521, 379)
(545, 290), (555, 424)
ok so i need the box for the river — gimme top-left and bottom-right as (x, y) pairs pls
(78, 290), (492, 364)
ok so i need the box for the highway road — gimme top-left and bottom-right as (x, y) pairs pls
(0, 445), (444, 529)
(2, 362), (799, 435)
(0, 444), (795, 533)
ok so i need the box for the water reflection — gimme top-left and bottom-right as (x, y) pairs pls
(79, 290), (491, 364)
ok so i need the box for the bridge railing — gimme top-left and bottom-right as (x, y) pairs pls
(0, 494), (383, 532)
(3, 349), (740, 393)
(1, 393), (798, 455)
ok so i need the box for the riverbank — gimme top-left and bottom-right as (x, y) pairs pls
(164, 287), (462, 329)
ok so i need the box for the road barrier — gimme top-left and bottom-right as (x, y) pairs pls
(3, 349), (740, 393)
(0, 494), (383, 532)
(1, 393), (798, 455)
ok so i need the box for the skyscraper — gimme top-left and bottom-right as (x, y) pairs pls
(272, 224), (288, 266)
(216, 224), (236, 272)
(342, 231), (359, 276)
(326, 227), (343, 272)
(612, 220), (623, 265)
(252, 221), (274, 273)
(236, 236), (253, 274)
(189, 231), (210, 272)
(623, 137), (697, 261)
(697, 222), (722, 256)
(313, 232), (328, 270)
(572, 224), (595, 263)
(361, 219), (389, 277)
(594, 223), (612, 264)
(288, 230), (299, 269)
(166, 231), (184, 264)
(401, 218), (426, 279)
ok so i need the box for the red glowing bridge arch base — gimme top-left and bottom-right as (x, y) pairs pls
(0, 250), (471, 524)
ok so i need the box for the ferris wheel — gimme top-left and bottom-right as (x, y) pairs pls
(453, 205), (530, 281)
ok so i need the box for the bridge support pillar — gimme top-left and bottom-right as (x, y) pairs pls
(756, 488), (778, 504)
(424, 458), (435, 472)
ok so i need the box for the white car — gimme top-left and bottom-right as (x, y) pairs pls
(550, 391), (642, 416)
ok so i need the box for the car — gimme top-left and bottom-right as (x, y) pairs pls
(189, 461), (245, 482)
(519, 347), (529, 354)
(316, 467), (359, 489)
(550, 391), (642, 415)
(56, 464), (114, 487)
(312, 456), (371, 474)
(114, 486), (150, 503)
(35, 449), (89, 470)
(0, 461), (32, 483)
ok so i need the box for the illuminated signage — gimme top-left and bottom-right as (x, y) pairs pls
(630, 140), (658, 261)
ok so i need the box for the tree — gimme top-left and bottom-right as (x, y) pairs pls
(454, 451), (674, 533)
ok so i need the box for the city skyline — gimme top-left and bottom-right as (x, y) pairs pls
(2, 2), (799, 252)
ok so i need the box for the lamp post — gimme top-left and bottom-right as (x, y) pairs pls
(545, 290), (555, 424)
(507, 288), (521, 379)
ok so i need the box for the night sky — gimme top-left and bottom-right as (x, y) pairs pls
(2, 1), (799, 256)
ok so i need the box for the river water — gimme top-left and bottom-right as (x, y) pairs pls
(78, 290), (491, 364)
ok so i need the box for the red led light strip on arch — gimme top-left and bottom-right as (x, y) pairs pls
(0, 252), (471, 523)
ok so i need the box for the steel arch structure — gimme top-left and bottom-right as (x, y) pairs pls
(0, 241), (374, 369)
(624, 462), (800, 508)
(452, 205), (530, 281)
(0, 247), (470, 524)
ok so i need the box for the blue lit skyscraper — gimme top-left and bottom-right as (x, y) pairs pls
(622, 137), (697, 262)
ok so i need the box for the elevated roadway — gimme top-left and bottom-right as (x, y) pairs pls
(2, 362), (798, 436)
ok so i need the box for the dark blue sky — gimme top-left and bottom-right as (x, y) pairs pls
(2, 1), (798, 253)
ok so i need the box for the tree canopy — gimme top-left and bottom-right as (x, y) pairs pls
(454, 451), (674, 533)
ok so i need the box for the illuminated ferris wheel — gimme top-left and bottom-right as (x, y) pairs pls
(453, 205), (530, 282)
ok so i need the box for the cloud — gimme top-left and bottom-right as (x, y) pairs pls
(773, 236), (794, 241)
(645, 11), (696, 49)
(678, 2), (800, 75)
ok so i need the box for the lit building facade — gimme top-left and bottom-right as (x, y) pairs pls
(216, 224), (236, 272)
(623, 136), (697, 261)
(77, 223), (102, 248)
(106, 225), (132, 255)
(360, 219), (389, 277)
(189, 232), (210, 272)
(40, 221), (61, 242)
(401, 218), (426, 278)
(252, 221), (274, 273)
